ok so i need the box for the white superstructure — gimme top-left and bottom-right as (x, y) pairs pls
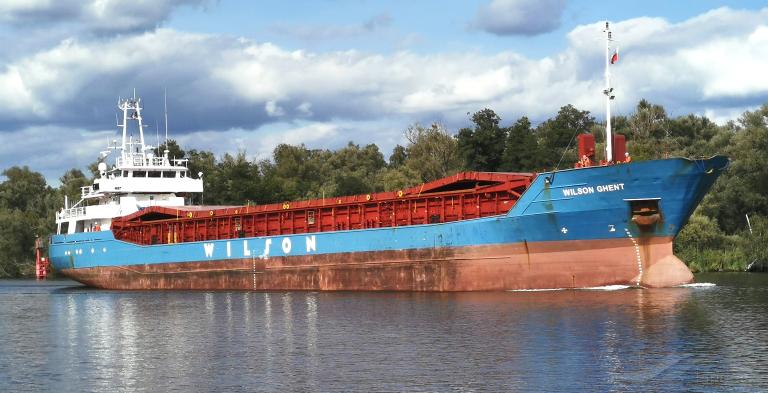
(56, 92), (203, 235)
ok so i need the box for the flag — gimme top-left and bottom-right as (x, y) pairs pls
(610, 48), (619, 64)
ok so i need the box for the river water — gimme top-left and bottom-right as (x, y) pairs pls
(0, 273), (766, 392)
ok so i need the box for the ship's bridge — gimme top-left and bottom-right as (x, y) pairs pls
(84, 156), (203, 197)
(55, 92), (203, 235)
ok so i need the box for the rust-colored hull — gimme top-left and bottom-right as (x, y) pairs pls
(61, 236), (692, 291)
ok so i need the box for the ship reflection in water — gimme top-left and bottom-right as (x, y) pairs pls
(1, 274), (767, 391)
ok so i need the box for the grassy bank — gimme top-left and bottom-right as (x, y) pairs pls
(675, 214), (767, 273)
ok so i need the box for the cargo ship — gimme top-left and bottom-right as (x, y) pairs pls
(48, 23), (729, 290)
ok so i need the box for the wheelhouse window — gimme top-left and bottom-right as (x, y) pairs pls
(133, 171), (147, 178)
(148, 171), (161, 178)
(163, 171), (177, 178)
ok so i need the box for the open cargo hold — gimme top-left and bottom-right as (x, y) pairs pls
(111, 171), (535, 245)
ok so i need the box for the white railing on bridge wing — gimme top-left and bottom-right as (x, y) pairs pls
(115, 156), (181, 168)
(81, 186), (93, 198)
(58, 207), (86, 220)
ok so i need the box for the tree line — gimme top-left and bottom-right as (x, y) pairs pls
(1, 100), (766, 277)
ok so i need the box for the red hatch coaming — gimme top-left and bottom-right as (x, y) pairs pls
(111, 171), (535, 245)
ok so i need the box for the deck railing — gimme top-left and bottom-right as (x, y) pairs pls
(115, 156), (187, 168)
(80, 186), (93, 198)
(58, 207), (86, 220)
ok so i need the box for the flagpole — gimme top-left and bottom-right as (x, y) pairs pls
(604, 21), (614, 163)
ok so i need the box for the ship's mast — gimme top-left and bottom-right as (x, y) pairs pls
(164, 89), (170, 160)
(117, 91), (150, 165)
(136, 89), (146, 149)
(603, 21), (615, 162)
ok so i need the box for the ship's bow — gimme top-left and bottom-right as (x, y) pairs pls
(509, 155), (729, 289)
(637, 155), (728, 287)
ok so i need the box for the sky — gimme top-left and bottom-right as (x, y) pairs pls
(1, 0), (767, 183)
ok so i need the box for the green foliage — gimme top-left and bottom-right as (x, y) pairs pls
(326, 142), (386, 195)
(626, 99), (669, 160)
(186, 148), (216, 204)
(388, 145), (407, 168)
(402, 123), (463, 183)
(259, 142), (387, 200)
(500, 116), (539, 172)
(266, 144), (331, 200)
(743, 215), (768, 268)
(457, 109), (507, 171)
(0, 209), (36, 277)
(375, 166), (421, 191)
(701, 106), (768, 233)
(209, 152), (262, 205)
(0, 166), (49, 211)
(536, 104), (595, 168)
(0, 167), (59, 278)
(59, 169), (90, 205)
(154, 139), (186, 160)
(674, 213), (749, 272)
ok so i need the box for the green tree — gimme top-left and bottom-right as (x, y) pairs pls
(627, 99), (669, 160)
(213, 152), (262, 205)
(702, 105), (768, 233)
(0, 167), (58, 278)
(326, 142), (386, 196)
(500, 116), (539, 172)
(666, 114), (721, 158)
(536, 104), (595, 168)
(0, 209), (36, 277)
(388, 145), (407, 168)
(743, 215), (768, 269)
(0, 166), (50, 212)
(404, 123), (463, 182)
(154, 139), (186, 160)
(457, 108), (507, 171)
(674, 213), (745, 272)
(263, 144), (333, 200)
(59, 169), (91, 206)
(375, 166), (421, 191)
(186, 149), (216, 204)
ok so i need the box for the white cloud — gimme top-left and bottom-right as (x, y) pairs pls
(262, 123), (340, 148)
(173, 122), (341, 162)
(0, 126), (114, 184)
(682, 25), (768, 99)
(264, 101), (285, 117)
(270, 13), (392, 42)
(2, 7), (768, 182)
(3, 8), (768, 128)
(0, 0), (206, 34)
(296, 102), (313, 116)
(703, 107), (758, 126)
(472, 0), (567, 36)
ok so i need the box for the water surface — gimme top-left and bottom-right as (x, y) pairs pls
(1, 273), (766, 392)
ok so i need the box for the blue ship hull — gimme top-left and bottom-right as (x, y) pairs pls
(49, 156), (728, 291)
